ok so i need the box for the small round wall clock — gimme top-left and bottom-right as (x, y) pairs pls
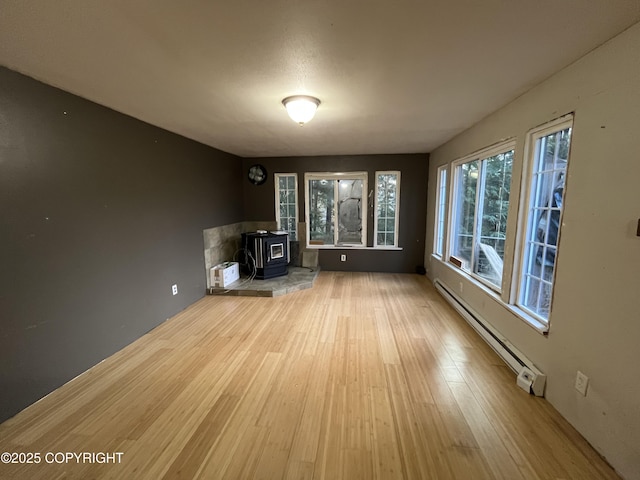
(248, 164), (267, 185)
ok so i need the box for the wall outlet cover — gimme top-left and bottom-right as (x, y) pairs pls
(575, 370), (589, 396)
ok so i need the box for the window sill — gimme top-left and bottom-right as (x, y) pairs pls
(505, 305), (549, 335)
(306, 245), (403, 251)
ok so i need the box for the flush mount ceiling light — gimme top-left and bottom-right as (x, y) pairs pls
(282, 95), (321, 125)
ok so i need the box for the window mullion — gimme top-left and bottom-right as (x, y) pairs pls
(471, 159), (486, 274)
(333, 179), (339, 245)
(452, 168), (464, 259)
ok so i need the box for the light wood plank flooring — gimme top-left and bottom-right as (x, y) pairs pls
(0, 272), (618, 479)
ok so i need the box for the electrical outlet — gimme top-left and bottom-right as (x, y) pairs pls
(459, 282), (464, 293)
(340, 254), (347, 262)
(575, 370), (589, 396)
(171, 284), (178, 296)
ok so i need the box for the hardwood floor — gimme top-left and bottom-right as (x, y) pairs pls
(0, 272), (619, 479)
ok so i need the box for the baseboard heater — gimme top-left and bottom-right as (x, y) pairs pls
(434, 279), (546, 396)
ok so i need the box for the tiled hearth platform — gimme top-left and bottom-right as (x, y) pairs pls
(207, 267), (319, 297)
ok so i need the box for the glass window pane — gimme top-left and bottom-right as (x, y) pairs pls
(309, 179), (335, 245)
(275, 174), (298, 239)
(435, 167), (447, 257)
(337, 179), (363, 244)
(452, 160), (478, 269)
(518, 124), (571, 322)
(473, 151), (513, 286)
(522, 276), (540, 313)
(386, 219), (395, 233)
(375, 172), (399, 247)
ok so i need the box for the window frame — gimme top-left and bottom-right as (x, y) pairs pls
(512, 114), (574, 326)
(304, 171), (368, 248)
(274, 173), (299, 240)
(448, 140), (516, 293)
(374, 170), (401, 248)
(434, 165), (448, 257)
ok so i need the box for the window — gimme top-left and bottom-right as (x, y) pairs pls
(305, 172), (367, 246)
(374, 171), (400, 247)
(275, 173), (298, 240)
(434, 166), (447, 257)
(517, 116), (573, 323)
(450, 142), (514, 290)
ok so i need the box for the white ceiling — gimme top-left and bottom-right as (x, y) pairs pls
(1, 1), (639, 158)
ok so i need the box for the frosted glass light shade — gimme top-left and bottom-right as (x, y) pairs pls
(282, 95), (320, 125)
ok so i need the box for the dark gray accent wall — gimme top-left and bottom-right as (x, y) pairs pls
(242, 154), (429, 273)
(0, 67), (243, 422)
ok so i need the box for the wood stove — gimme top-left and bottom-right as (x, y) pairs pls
(241, 231), (289, 279)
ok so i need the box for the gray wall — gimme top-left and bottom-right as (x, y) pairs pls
(0, 67), (243, 422)
(242, 154), (428, 273)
